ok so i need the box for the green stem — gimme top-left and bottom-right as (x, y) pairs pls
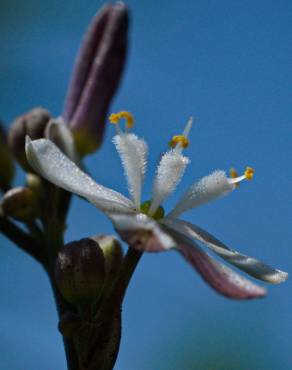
(86, 247), (142, 370)
(0, 210), (44, 263)
(48, 270), (80, 370)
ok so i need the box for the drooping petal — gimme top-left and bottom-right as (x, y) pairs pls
(149, 150), (190, 215)
(179, 242), (266, 299)
(109, 212), (176, 252)
(25, 137), (134, 213)
(163, 218), (288, 284)
(164, 226), (266, 299)
(168, 170), (235, 218)
(113, 133), (148, 209)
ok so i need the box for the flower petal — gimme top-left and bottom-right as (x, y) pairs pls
(163, 218), (288, 284)
(168, 170), (234, 218)
(165, 227), (266, 299)
(149, 149), (190, 215)
(25, 137), (134, 213)
(109, 212), (176, 252)
(45, 117), (79, 163)
(113, 133), (148, 208)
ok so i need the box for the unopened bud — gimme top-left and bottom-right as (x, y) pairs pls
(63, 2), (129, 155)
(8, 107), (51, 170)
(55, 238), (106, 304)
(1, 187), (40, 222)
(0, 122), (14, 191)
(92, 235), (123, 280)
(58, 312), (82, 337)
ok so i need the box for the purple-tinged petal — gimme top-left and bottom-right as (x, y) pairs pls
(163, 218), (288, 284)
(178, 241), (266, 299)
(109, 213), (176, 252)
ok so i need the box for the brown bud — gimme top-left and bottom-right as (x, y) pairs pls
(8, 107), (51, 170)
(55, 238), (106, 304)
(1, 187), (40, 222)
(92, 235), (123, 280)
(63, 3), (129, 155)
(58, 312), (82, 337)
(0, 122), (15, 191)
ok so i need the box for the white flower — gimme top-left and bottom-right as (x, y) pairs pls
(25, 111), (288, 299)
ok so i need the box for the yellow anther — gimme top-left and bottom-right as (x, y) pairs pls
(169, 135), (189, 149)
(109, 113), (120, 124)
(244, 166), (255, 180)
(109, 111), (134, 128)
(229, 168), (238, 179)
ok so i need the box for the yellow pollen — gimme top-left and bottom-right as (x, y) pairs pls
(244, 166), (255, 180)
(229, 168), (238, 179)
(109, 111), (134, 128)
(169, 135), (189, 149)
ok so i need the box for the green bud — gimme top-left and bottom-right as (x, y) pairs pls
(1, 187), (40, 222)
(8, 107), (50, 170)
(58, 312), (82, 337)
(0, 122), (15, 191)
(92, 235), (123, 280)
(55, 238), (106, 304)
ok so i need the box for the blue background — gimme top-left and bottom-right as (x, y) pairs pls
(1, 0), (291, 369)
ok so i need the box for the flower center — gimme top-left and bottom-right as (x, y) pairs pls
(140, 200), (165, 220)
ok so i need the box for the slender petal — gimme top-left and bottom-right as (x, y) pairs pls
(113, 133), (148, 208)
(168, 170), (235, 218)
(149, 150), (190, 215)
(110, 212), (176, 252)
(25, 137), (134, 213)
(163, 218), (288, 284)
(164, 227), (266, 299)
(179, 242), (266, 299)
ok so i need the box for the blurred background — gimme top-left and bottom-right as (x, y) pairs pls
(0, 0), (291, 369)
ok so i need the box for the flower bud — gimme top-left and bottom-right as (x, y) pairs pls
(55, 238), (106, 304)
(63, 3), (129, 155)
(0, 122), (14, 191)
(58, 312), (82, 337)
(92, 235), (123, 280)
(8, 107), (51, 170)
(1, 187), (40, 222)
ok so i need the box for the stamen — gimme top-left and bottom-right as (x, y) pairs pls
(229, 168), (240, 188)
(169, 135), (189, 149)
(109, 111), (134, 129)
(169, 117), (193, 150)
(228, 166), (255, 186)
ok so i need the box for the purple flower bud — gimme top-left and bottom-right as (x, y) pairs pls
(63, 2), (129, 155)
(8, 107), (51, 170)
